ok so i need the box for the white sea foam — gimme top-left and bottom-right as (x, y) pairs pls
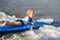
(0, 11), (17, 22)
(0, 25), (60, 40)
(38, 25), (60, 37)
(0, 11), (60, 40)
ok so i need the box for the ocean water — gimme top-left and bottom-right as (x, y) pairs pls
(0, 0), (60, 40)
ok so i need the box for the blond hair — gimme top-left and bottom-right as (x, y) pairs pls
(26, 9), (34, 18)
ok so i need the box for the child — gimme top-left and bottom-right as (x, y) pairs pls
(22, 9), (34, 25)
(16, 9), (34, 25)
(0, 9), (34, 26)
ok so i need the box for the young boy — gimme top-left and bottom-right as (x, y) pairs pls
(16, 9), (34, 25)
(0, 9), (34, 26)
(23, 9), (34, 24)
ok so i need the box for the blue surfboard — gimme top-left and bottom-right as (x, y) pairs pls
(0, 21), (50, 32)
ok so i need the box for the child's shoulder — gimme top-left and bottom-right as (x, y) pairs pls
(22, 16), (29, 21)
(24, 16), (29, 19)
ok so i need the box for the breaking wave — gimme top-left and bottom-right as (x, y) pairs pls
(0, 11), (60, 40)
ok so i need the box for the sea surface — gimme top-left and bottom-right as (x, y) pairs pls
(0, 0), (60, 40)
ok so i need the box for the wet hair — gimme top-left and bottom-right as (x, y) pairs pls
(26, 9), (34, 16)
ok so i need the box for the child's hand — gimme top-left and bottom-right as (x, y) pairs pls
(31, 22), (35, 25)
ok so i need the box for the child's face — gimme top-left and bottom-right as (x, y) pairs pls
(27, 9), (34, 18)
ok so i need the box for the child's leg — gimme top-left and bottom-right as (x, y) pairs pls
(16, 20), (24, 25)
(6, 21), (22, 26)
(12, 22), (22, 26)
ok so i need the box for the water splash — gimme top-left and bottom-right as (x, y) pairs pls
(38, 25), (60, 37)
(0, 25), (60, 40)
(22, 30), (39, 40)
(0, 11), (60, 40)
(0, 11), (17, 22)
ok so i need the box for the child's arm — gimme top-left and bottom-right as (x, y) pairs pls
(31, 22), (35, 25)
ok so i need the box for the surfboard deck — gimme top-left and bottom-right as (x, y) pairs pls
(0, 20), (53, 32)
